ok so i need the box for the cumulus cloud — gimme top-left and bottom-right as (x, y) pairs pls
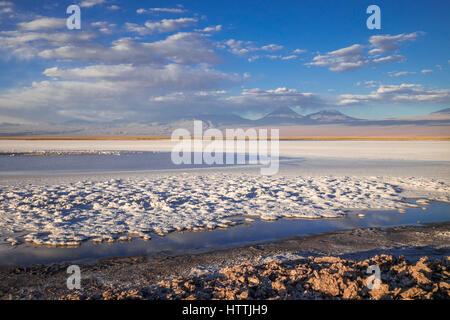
(338, 84), (450, 105)
(0, 29), (96, 59)
(124, 23), (147, 34)
(137, 7), (186, 14)
(0, 82), (327, 123)
(91, 21), (116, 34)
(0, 52), (243, 123)
(18, 17), (66, 31)
(199, 25), (222, 32)
(0, 1), (13, 13)
(221, 39), (255, 55)
(368, 32), (424, 55)
(388, 71), (416, 77)
(143, 18), (198, 34)
(221, 39), (292, 62)
(0, 80), (131, 123)
(126, 18), (198, 35)
(263, 55), (298, 61)
(226, 87), (325, 109)
(80, 0), (105, 8)
(306, 44), (368, 71)
(261, 44), (283, 51)
(372, 54), (405, 64)
(280, 55), (297, 60)
(147, 87), (327, 119)
(307, 32), (424, 72)
(149, 90), (228, 103)
(43, 64), (239, 90)
(38, 32), (221, 65)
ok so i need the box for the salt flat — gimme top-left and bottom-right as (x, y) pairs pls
(0, 140), (449, 246)
(0, 140), (449, 161)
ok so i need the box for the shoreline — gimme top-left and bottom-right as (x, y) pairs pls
(1, 137), (450, 141)
(1, 222), (449, 300)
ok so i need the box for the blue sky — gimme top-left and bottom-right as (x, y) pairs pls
(0, 0), (449, 125)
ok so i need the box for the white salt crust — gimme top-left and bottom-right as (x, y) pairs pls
(0, 174), (448, 246)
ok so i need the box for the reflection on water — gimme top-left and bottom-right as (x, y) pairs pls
(0, 199), (448, 266)
(0, 152), (258, 175)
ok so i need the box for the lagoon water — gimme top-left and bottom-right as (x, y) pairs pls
(0, 152), (254, 175)
(0, 141), (448, 266)
(0, 199), (448, 266)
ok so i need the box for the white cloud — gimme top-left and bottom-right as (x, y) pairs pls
(38, 32), (220, 65)
(0, 83), (325, 123)
(280, 55), (297, 60)
(226, 87), (324, 109)
(223, 39), (255, 55)
(261, 44), (283, 51)
(372, 54), (405, 64)
(248, 55), (259, 62)
(107, 5), (120, 10)
(149, 90), (227, 103)
(369, 32), (424, 55)
(43, 63), (238, 90)
(262, 54), (298, 61)
(143, 18), (198, 34)
(221, 40), (297, 63)
(388, 71), (416, 77)
(127, 18), (198, 35)
(0, 6), (11, 13)
(91, 21), (116, 34)
(200, 25), (222, 32)
(338, 83), (450, 105)
(421, 69), (433, 74)
(0, 29), (96, 59)
(307, 32), (423, 72)
(293, 49), (306, 54)
(0, 80), (130, 118)
(18, 18), (66, 31)
(0, 66), (240, 123)
(306, 44), (368, 71)
(0, 1), (12, 14)
(80, 0), (105, 8)
(137, 7), (186, 14)
(364, 80), (377, 88)
(125, 23), (148, 34)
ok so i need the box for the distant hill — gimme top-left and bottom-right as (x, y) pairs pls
(304, 110), (360, 123)
(195, 113), (251, 126)
(254, 107), (305, 125)
(2, 107), (449, 137)
(431, 108), (450, 115)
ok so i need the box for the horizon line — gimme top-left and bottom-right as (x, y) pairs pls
(1, 136), (450, 141)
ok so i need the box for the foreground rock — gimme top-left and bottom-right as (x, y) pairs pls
(63, 255), (449, 300)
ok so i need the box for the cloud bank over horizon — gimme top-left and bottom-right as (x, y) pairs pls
(0, 1), (448, 126)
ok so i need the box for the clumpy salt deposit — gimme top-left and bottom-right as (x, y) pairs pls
(0, 174), (449, 246)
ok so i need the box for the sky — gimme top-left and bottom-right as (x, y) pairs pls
(0, 0), (449, 126)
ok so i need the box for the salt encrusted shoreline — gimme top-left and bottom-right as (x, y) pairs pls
(0, 174), (449, 246)
(1, 222), (449, 300)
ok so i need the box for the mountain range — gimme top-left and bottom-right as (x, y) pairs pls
(1, 107), (449, 137)
(195, 107), (450, 127)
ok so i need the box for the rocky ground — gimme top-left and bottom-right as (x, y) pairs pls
(0, 222), (449, 300)
(145, 255), (449, 300)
